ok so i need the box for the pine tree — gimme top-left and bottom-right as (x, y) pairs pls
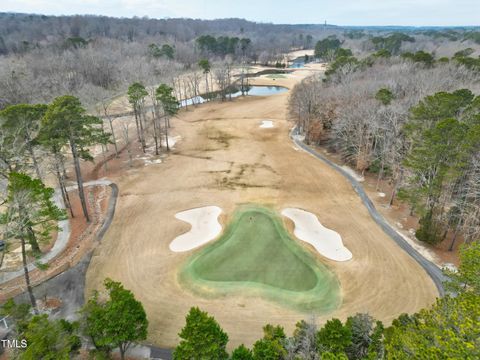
(174, 307), (229, 360)
(41, 96), (110, 222)
(0, 173), (65, 312)
(82, 278), (148, 360)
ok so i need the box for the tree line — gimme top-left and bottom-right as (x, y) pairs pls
(172, 243), (480, 360)
(290, 47), (480, 248)
(3, 242), (478, 359)
(196, 35), (252, 57)
(0, 79), (181, 309)
(0, 96), (111, 313)
(1, 278), (147, 360)
(0, 17), (300, 116)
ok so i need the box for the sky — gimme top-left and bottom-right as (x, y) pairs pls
(1, 0), (479, 26)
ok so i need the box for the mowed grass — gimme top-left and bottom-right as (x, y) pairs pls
(180, 205), (341, 312)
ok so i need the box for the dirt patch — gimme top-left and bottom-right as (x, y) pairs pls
(203, 126), (237, 149)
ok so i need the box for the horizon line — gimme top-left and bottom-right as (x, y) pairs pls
(1, 11), (479, 28)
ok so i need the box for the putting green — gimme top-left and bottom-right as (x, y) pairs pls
(179, 205), (341, 313)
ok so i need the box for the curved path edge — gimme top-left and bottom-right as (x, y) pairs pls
(12, 182), (173, 359)
(0, 180), (117, 285)
(290, 128), (446, 296)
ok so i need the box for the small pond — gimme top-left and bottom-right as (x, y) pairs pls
(180, 85), (288, 107)
(289, 61), (305, 68)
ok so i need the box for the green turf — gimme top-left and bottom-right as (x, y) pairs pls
(179, 205), (341, 313)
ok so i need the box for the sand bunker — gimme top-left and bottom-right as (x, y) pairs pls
(169, 206), (222, 252)
(282, 208), (352, 262)
(260, 120), (274, 128)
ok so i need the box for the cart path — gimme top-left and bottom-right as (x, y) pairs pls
(290, 130), (446, 296)
(0, 179), (115, 285)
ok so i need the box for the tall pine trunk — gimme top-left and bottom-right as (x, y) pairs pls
(138, 105), (146, 153)
(60, 154), (68, 181)
(205, 74), (209, 101)
(26, 132), (42, 181)
(165, 116), (170, 151)
(449, 227), (460, 251)
(69, 139), (90, 222)
(18, 204), (41, 253)
(389, 170), (403, 207)
(27, 226), (40, 253)
(57, 167), (74, 218)
(133, 107), (142, 143)
(105, 108), (118, 157)
(55, 151), (74, 217)
(21, 236), (38, 314)
(152, 109), (159, 155)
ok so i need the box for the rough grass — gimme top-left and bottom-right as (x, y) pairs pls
(265, 74), (287, 79)
(180, 205), (341, 312)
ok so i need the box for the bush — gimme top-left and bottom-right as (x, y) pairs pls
(415, 211), (443, 245)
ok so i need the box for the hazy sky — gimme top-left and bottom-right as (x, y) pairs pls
(1, 0), (479, 26)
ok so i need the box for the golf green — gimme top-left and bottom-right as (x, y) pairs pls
(179, 205), (341, 312)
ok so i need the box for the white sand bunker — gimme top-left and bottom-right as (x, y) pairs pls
(169, 206), (222, 252)
(260, 120), (274, 128)
(282, 208), (352, 262)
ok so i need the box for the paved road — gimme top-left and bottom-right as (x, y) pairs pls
(290, 130), (446, 296)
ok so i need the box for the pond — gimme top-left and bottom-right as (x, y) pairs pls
(230, 85), (288, 97)
(289, 56), (307, 68)
(180, 85), (288, 107)
(289, 61), (305, 68)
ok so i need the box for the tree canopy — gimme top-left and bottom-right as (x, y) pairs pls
(1, 172), (65, 253)
(174, 307), (229, 360)
(314, 36), (341, 60)
(0, 103), (47, 178)
(156, 84), (179, 117)
(20, 315), (81, 360)
(231, 344), (254, 360)
(82, 278), (148, 360)
(40, 95), (109, 221)
(252, 324), (287, 360)
(371, 33), (415, 55)
(400, 90), (480, 244)
(127, 82), (148, 109)
(375, 88), (395, 106)
(1, 300), (80, 360)
(196, 35), (251, 56)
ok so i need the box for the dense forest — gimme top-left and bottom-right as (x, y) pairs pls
(2, 242), (478, 359)
(1, 12), (479, 111)
(290, 34), (480, 249)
